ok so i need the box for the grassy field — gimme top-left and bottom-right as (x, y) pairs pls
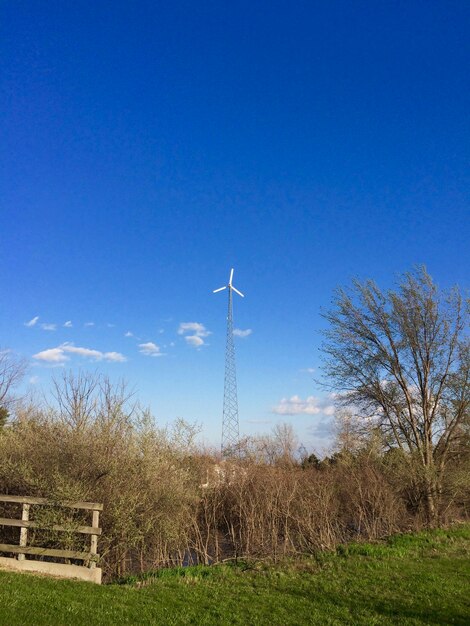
(0, 525), (469, 625)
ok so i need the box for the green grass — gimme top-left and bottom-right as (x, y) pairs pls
(0, 525), (469, 625)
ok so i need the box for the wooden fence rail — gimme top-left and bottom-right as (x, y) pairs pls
(0, 495), (103, 583)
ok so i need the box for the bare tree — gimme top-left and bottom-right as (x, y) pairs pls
(0, 349), (27, 417)
(321, 267), (469, 524)
(50, 370), (100, 431)
(237, 423), (298, 466)
(50, 370), (136, 432)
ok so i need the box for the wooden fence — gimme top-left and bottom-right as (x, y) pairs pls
(0, 495), (103, 583)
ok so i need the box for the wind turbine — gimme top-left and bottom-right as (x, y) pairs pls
(213, 268), (244, 458)
(213, 268), (245, 299)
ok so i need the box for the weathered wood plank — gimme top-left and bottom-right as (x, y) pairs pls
(89, 510), (100, 569)
(0, 518), (102, 535)
(17, 503), (29, 561)
(0, 543), (94, 561)
(0, 495), (103, 511)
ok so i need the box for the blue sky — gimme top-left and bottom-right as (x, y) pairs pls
(1, 1), (469, 452)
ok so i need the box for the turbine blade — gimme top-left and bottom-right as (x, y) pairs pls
(213, 286), (227, 293)
(231, 286), (244, 298)
(229, 268), (234, 285)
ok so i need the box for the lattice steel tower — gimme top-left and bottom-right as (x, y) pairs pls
(213, 268), (244, 458)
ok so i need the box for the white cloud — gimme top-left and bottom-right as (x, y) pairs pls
(272, 395), (335, 416)
(185, 335), (204, 348)
(33, 343), (126, 364)
(29, 376), (40, 384)
(62, 345), (103, 359)
(25, 316), (39, 327)
(62, 343), (126, 362)
(124, 331), (134, 337)
(24, 315), (39, 328)
(300, 367), (315, 374)
(33, 348), (70, 363)
(84, 322), (95, 327)
(41, 323), (57, 331)
(103, 352), (127, 362)
(233, 328), (252, 338)
(139, 342), (164, 357)
(63, 321), (73, 328)
(177, 322), (210, 337)
(178, 322), (211, 348)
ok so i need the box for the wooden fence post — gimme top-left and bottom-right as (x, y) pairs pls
(18, 503), (30, 561)
(90, 509), (100, 569)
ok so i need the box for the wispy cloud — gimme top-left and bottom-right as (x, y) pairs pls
(84, 322), (95, 327)
(62, 344), (126, 362)
(33, 347), (69, 363)
(24, 316), (39, 327)
(233, 328), (252, 338)
(310, 417), (335, 440)
(33, 343), (126, 363)
(185, 335), (204, 348)
(178, 322), (211, 348)
(29, 376), (40, 385)
(101, 352), (126, 362)
(100, 352), (127, 363)
(139, 342), (164, 357)
(124, 331), (134, 337)
(272, 395), (335, 416)
(61, 345), (103, 359)
(300, 367), (315, 374)
(63, 321), (73, 328)
(41, 323), (57, 331)
(177, 322), (210, 336)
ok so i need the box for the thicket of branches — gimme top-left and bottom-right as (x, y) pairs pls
(0, 371), (468, 580)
